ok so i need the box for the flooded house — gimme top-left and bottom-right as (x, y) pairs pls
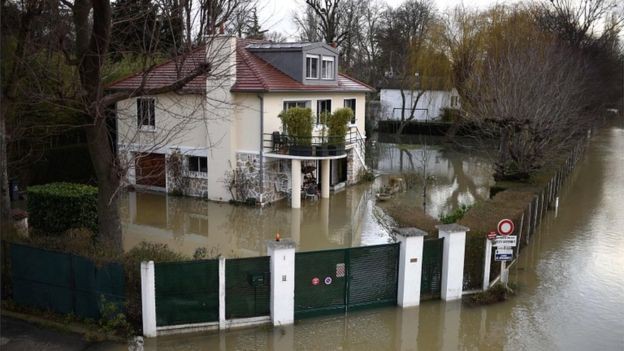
(109, 36), (374, 208)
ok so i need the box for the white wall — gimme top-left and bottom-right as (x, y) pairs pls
(261, 92), (367, 138)
(379, 89), (460, 121)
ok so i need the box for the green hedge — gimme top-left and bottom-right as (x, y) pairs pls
(27, 183), (98, 234)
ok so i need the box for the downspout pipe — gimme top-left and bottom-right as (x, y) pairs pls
(258, 94), (264, 205)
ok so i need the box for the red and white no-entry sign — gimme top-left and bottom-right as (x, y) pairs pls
(497, 219), (515, 236)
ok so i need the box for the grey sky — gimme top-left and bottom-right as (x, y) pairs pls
(256, 0), (517, 39)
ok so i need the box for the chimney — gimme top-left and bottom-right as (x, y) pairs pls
(330, 42), (337, 48)
(219, 23), (224, 35)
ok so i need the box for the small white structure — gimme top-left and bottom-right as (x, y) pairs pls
(379, 88), (460, 121)
(395, 227), (428, 307)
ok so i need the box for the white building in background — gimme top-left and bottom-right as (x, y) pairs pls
(379, 88), (461, 121)
(109, 36), (374, 208)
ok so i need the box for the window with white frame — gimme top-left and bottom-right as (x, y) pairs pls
(344, 98), (356, 124)
(188, 156), (207, 174)
(283, 100), (311, 110)
(305, 55), (319, 79)
(137, 98), (155, 129)
(317, 99), (332, 124)
(321, 56), (335, 79)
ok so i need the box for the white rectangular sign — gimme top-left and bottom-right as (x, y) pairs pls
(495, 248), (513, 261)
(493, 235), (517, 247)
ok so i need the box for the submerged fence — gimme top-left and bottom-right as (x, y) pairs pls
(461, 138), (588, 290)
(6, 243), (124, 319)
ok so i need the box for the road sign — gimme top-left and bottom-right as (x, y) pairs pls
(324, 276), (333, 285)
(497, 219), (515, 236)
(487, 231), (497, 240)
(495, 248), (513, 261)
(493, 235), (517, 247)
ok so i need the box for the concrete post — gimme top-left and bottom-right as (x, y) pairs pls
(141, 261), (157, 337)
(437, 224), (469, 301)
(394, 228), (427, 307)
(321, 159), (330, 198)
(482, 238), (492, 291)
(218, 256), (226, 329)
(291, 160), (301, 208)
(267, 239), (296, 326)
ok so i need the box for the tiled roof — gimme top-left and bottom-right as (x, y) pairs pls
(232, 39), (374, 93)
(109, 38), (375, 94)
(107, 46), (207, 93)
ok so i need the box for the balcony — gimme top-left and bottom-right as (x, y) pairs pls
(262, 129), (362, 159)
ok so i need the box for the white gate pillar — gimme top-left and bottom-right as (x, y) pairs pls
(267, 239), (296, 326)
(437, 224), (469, 301)
(291, 160), (301, 208)
(394, 227), (428, 307)
(141, 261), (157, 337)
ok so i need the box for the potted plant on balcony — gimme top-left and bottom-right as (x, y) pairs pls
(279, 107), (313, 156)
(327, 108), (353, 156)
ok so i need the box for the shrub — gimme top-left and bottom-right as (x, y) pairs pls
(27, 182), (98, 234)
(440, 204), (472, 224)
(279, 107), (313, 145)
(328, 108), (353, 142)
(439, 107), (462, 123)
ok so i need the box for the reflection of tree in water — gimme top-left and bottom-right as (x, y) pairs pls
(375, 136), (493, 218)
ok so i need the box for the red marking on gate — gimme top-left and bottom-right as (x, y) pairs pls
(487, 231), (497, 240)
(312, 277), (320, 286)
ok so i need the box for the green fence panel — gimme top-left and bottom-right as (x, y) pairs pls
(348, 243), (399, 309)
(295, 249), (347, 318)
(463, 236), (485, 291)
(421, 238), (444, 299)
(225, 256), (270, 319)
(155, 260), (219, 326)
(11, 244), (74, 314)
(9, 243), (124, 319)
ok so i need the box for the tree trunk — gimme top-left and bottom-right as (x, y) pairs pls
(0, 112), (10, 232)
(84, 117), (122, 250)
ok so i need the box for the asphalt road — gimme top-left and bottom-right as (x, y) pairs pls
(0, 316), (122, 351)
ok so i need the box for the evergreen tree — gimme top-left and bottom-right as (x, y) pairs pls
(111, 0), (159, 59)
(244, 8), (267, 40)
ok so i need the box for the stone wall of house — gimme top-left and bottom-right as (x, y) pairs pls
(347, 142), (366, 185)
(234, 153), (289, 205)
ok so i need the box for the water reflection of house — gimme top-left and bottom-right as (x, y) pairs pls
(110, 36), (374, 209)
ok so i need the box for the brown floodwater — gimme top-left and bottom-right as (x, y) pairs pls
(120, 137), (494, 257)
(105, 118), (624, 350)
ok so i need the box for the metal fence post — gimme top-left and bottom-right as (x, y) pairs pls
(394, 228), (427, 307)
(141, 261), (157, 337)
(437, 224), (469, 301)
(267, 239), (296, 326)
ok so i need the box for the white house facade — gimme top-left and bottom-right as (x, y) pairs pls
(110, 36), (374, 208)
(379, 88), (460, 121)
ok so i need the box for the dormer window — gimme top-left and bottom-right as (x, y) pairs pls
(306, 55), (319, 79)
(321, 56), (335, 79)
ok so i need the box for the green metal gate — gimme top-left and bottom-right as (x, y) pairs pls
(155, 259), (219, 327)
(226, 256), (270, 319)
(421, 238), (444, 299)
(294, 243), (399, 318)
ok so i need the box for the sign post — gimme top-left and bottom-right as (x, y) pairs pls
(496, 219), (515, 288)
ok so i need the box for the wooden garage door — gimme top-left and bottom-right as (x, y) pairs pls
(136, 153), (166, 188)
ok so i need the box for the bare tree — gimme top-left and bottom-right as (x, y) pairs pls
(304, 0), (346, 45)
(460, 10), (592, 180)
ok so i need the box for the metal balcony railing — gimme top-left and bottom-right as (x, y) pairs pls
(263, 129), (362, 157)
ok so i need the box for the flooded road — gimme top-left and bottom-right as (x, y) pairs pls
(120, 136), (493, 257)
(108, 118), (624, 350)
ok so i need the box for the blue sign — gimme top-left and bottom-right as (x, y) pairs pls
(495, 249), (513, 261)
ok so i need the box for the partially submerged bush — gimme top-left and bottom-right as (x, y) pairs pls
(466, 283), (514, 306)
(27, 182), (98, 234)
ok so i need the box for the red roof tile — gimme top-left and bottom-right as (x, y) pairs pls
(107, 46), (207, 93)
(109, 38), (375, 94)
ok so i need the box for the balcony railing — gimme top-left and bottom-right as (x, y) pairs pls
(263, 130), (361, 157)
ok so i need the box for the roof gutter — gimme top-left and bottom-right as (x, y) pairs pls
(258, 94), (264, 205)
